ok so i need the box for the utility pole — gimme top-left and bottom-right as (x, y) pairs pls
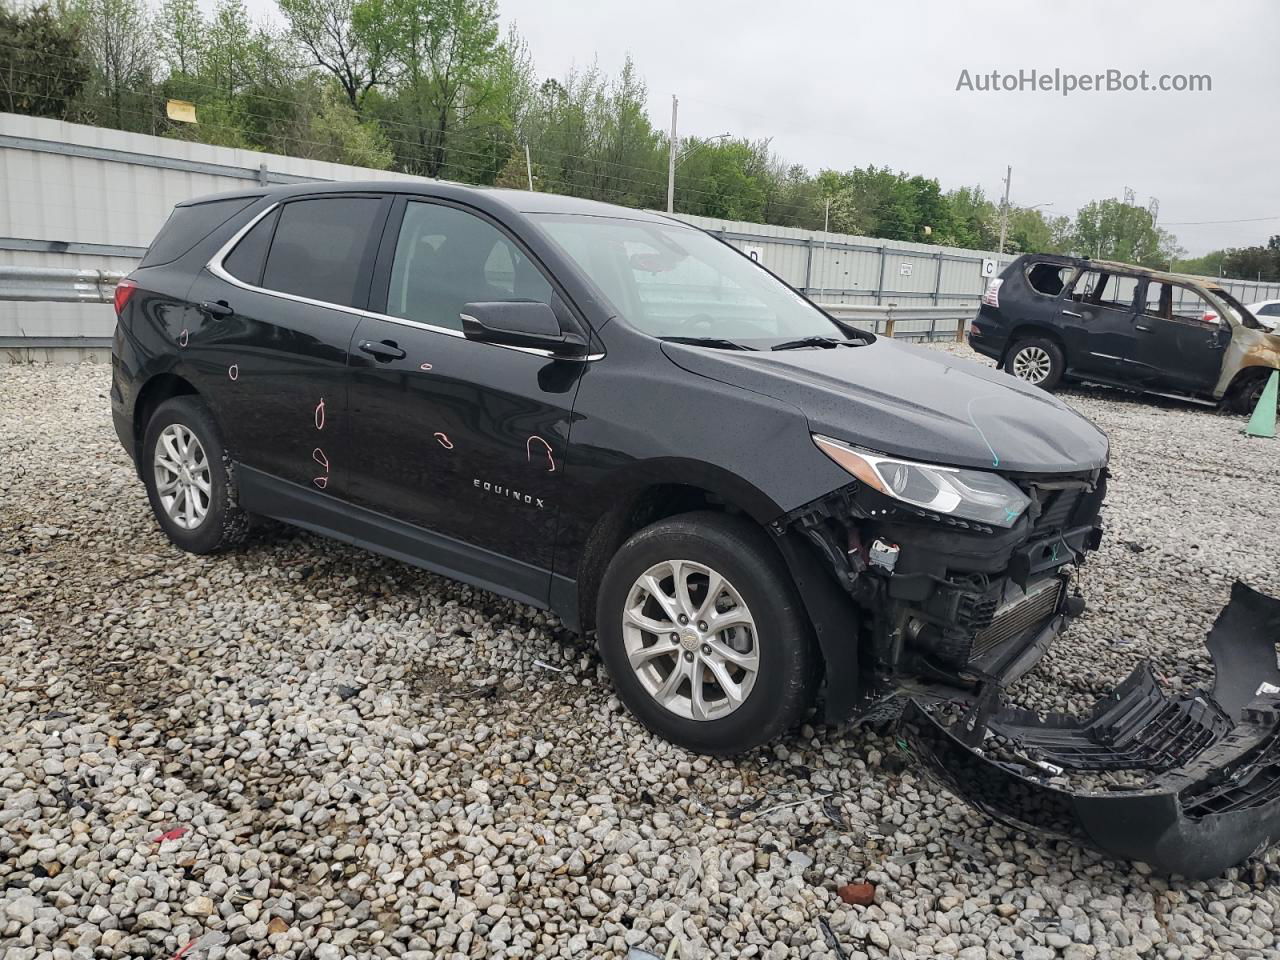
(996, 165), (1012, 266)
(524, 143), (534, 191)
(666, 94), (678, 214)
(818, 197), (831, 301)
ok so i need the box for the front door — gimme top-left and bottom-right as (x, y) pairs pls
(344, 198), (590, 603)
(1128, 281), (1229, 396)
(187, 194), (389, 491)
(1059, 269), (1141, 380)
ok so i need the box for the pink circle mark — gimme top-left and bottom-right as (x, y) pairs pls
(315, 398), (326, 430)
(228, 364), (239, 381)
(434, 432), (453, 450)
(419, 362), (433, 371)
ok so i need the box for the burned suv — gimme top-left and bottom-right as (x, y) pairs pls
(971, 253), (1280, 413)
(112, 183), (1280, 877)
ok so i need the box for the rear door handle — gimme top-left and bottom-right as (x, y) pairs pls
(199, 300), (233, 318)
(358, 339), (406, 361)
(1134, 323), (1155, 332)
(1062, 309), (1084, 318)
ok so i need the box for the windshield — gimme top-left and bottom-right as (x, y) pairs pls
(1212, 288), (1262, 330)
(532, 214), (852, 344)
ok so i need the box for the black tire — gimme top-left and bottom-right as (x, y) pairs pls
(1229, 372), (1279, 415)
(142, 395), (250, 554)
(595, 511), (818, 756)
(1003, 336), (1065, 391)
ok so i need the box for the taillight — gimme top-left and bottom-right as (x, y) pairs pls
(113, 277), (138, 315)
(981, 278), (1003, 307)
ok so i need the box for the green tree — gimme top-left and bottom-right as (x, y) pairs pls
(278, 0), (392, 109)
(73, 0), (155, 129)
(1068, 198), (1183, 266)
(155, 0), (205, 77)
(0, 3), (89, 119)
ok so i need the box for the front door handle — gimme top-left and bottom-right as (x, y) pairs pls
(1134, 322), (1155, 332)
(358, 339), (406, 361)
(199, 300), (233, 319)
(1062, 309), (1084, 318)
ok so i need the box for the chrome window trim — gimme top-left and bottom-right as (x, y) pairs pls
(206, 201), (603, 361)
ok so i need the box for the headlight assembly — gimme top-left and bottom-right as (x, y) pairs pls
(813, 434), (1031, 528)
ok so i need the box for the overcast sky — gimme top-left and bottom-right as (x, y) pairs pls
(241, 0), (1280, 256)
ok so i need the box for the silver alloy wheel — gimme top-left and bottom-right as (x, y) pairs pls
(621, 559), (760, 721)
(1011, 345), (1053, 384)
(153, 423), (212, 530)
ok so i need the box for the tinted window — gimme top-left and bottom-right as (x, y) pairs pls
(1261, 303), (1280, 316)
(261, 198), (383, 308)
(224, 208), (279, 286)
(387, 201), (553, 331)
(139, 197), (256, 268)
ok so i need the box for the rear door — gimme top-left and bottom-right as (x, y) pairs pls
(343, 197), (590, 603)
(187, 193), (390, 491)
(1060, 269), (1141, 380)
(1128, 280), (1230, 395)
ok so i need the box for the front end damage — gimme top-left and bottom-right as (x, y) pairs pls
(781, 472), (1280, 877)
(781, 466), (1106, 712)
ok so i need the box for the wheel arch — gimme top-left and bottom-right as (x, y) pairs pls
(132, 371), (200, 476)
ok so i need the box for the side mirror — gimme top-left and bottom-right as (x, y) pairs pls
(460, 301), (589, 356)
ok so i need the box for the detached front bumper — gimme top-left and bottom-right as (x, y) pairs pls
(903, 581), (1280, 878)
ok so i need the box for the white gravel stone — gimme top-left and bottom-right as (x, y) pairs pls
(0, 356), (1278, 959)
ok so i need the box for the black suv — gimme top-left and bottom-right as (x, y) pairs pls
(970, 253), (1280, 412)
(111, 184), (1280, 877)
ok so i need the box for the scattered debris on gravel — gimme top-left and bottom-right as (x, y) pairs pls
(2, 347), (1279, 959)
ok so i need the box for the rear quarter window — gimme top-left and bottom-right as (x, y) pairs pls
(139, 197), (258, 268)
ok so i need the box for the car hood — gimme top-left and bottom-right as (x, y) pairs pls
(662, 337), (1109, 474)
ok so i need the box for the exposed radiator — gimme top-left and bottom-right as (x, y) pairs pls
(972, 578), (1063, 656)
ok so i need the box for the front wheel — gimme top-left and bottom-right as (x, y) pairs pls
(1003, 337), (1064, 390)
(595, 512), (817, 756)
(1229, 371), (1280, 416)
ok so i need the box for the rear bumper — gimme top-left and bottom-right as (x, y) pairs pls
(903, 580), (1280, 878)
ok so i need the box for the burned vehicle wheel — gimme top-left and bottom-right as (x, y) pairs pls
(596, 512), (817, 756)
(1004, 337), (1064, 390)
(1229, 371), (1280, 415)
(143, 396), (249, 554)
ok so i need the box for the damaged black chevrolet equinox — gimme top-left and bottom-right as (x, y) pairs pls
(113, 183), (1280, 878)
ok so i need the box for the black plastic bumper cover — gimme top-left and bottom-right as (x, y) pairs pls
(903, 580), (1280, 879)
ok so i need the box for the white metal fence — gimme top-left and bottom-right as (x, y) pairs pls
(4, 111), (1279, 348)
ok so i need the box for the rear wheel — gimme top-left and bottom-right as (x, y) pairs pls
(143, 396), (249, 554)
(595, 511), (817, 756)
(1003, 336), (1065, 390)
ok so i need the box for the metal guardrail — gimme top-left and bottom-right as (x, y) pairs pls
(0, 264), (125, 303)
(0, 269), (973, 347)
(820, 303), (971, 341)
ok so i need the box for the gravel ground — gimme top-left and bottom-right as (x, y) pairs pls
(2, 348), (1279, 960)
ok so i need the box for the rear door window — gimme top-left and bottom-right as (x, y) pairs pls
(1072, 270), (1137, 310)
(140, 196), (256, 268)
(1026, 262), (1073, 296)
(223, 208), (279, 286)
(261, 197), (384, 308)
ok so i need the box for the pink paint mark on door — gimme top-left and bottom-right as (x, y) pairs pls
(434, 432), (453, 450)
(526, 435), (555, 473)
(178, 329), (189, 347)
(419, 362), (433, 372)
(312, 475), (329, 490)
(314, 398), (325, 430)
(227, 364), (239, 381)
(312, 446), (330, 489)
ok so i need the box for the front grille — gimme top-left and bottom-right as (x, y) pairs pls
(972, 578), (1062, 656)
(1033, 489), (1082, 535)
